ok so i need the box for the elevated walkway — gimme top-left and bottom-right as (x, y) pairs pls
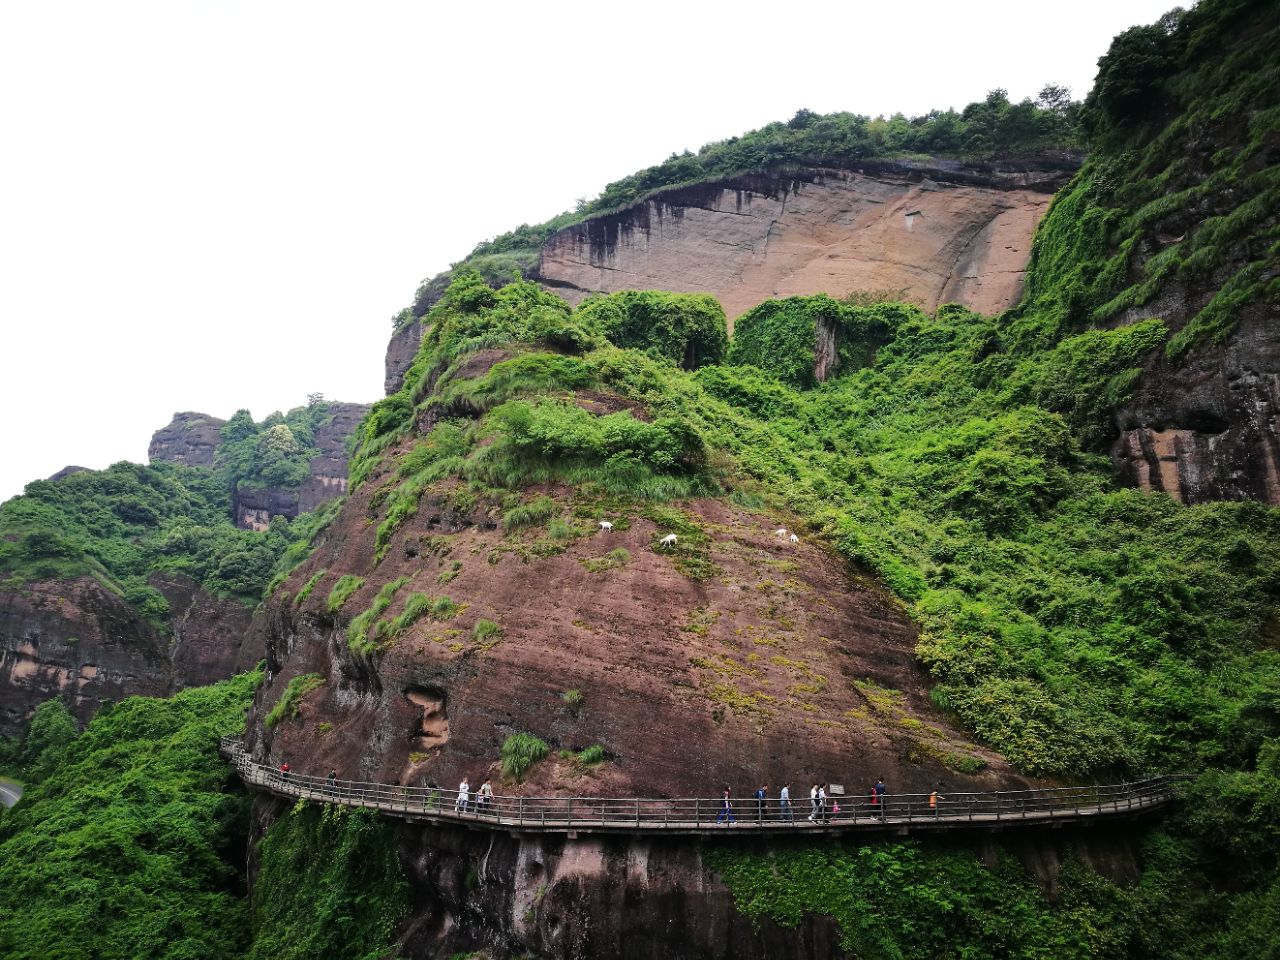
(221, 739), (1182, 836)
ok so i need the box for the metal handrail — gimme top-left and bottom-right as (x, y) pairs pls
(219, 738), (1184, 833)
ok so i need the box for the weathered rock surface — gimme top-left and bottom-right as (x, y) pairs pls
(1110, 271), (1280, 505)
(384, 159), (1080, 394)
(0, 578), (170, 734)
(298, 401), (367, 515)
(148, 412), (227, 467)
(248, 448), (1019, 800)
(0, 574), (257, 736)
(149, 403), (369, 529)
(539, 164), (1071, 321)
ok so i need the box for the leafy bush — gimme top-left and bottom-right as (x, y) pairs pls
(248, 803), (409, 960)
(18, 698), (78, 783)
(264, 673), (326, 727)
(500, 732), (550, 781)
(472, 619), (503, 644)
(577, 291), (728, 369)
(562, 689), (584, 716)
(0, 670), (262, 960)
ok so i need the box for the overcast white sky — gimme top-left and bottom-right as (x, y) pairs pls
(0, 0), (1176, 504)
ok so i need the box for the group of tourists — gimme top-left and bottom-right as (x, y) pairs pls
(453, 775), (494, 814)
(714, 778), (945, 824)
(275, 759), (948, 825)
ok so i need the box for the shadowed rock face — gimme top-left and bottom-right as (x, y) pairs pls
(1110, 280), (1280, 506)
(0, 574), (256, 735)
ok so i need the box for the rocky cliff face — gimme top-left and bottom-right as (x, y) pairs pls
(384, 158), (1079, 394)
(0, 575), (255, 736)
(150, 403), (369, 530)
(148, 412), (227, 467)
(539, 163), (1071, 321)
(1107, 224), (1279, 510)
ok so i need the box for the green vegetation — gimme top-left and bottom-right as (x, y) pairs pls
(581, 547), (630, 573)
(247, 802), (409, 960)
(264, 673), (326, 727)
(560, 744), (606, 771)
(729, 295), (909, 388)
(471, 618), (503, 644)
(502, 494), (558, 529)
(0, 461), (305, 621)
(1009, 0), (1278, 358)
(576, 291), (728, 369)
(325, 574), (365, 613)
(0, 671), (261, 959)
(215, 397), (333, 493)
(500, 732), (550, 781)
(562, 689), (584, 717)
(347, 576), (411, 653)
(294, 569), (326, 607)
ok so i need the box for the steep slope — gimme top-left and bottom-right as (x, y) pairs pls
(386, 158), (1078, 394)
(1011, 0), (1279, 503)
(253, 285), (1015, 798)
(0, 399), (366, 735)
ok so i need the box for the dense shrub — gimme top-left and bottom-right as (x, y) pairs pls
(500, 732), (550, 781)
(577, 291), (728, 369)
(0, 671), (261, 960)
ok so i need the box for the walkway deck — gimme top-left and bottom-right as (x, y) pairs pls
(221, 739), (1183, 836)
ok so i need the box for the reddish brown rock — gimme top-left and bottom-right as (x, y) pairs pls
(0, 574), (258, 736)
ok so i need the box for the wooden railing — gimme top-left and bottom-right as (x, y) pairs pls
(221, 738), (1183, 835)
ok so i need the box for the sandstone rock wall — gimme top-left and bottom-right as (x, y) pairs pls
(384, 159), (1078, 394)
(0, 575), (258, 736)
(148, 412), (227, 467)
(538, 165), (1068, 322)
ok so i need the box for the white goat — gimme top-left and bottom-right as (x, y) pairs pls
(599, 520), (613, 532)
(774, 528), (788, 538)
(789, 533), (799, 544)
(659, 533), (678, 548)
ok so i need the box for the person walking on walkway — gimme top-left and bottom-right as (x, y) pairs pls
(755, 784), (768, 824)
(780, 782), (793, 822)
(874, 777), (887, 820)
(325, 769), (337, 796)
(479, 778), (494, 815)
(716, 787), (735, 825)
(279, 761), (290, 785)
(456, 776), (470, 814)
(929, 783), (945, 817)
(818, 784), (829, 823)
(808, 783), (820, 821)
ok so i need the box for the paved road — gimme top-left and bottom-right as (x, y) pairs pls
(0, 778), (22, 809)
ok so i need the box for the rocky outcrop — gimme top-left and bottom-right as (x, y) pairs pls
(386, 320), (423, 396)
(0, 573), (259, 736)
(384, 159), (1079, 394)
(1, 578), (170, 735)
(148, 412), (227, 467)
(1107, 258), (1280, 507)
(46, 465), (90, 482)
(538, 163), (1074, 322)
(298, 401), (367, 515)
(149, 404), (369, 529)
